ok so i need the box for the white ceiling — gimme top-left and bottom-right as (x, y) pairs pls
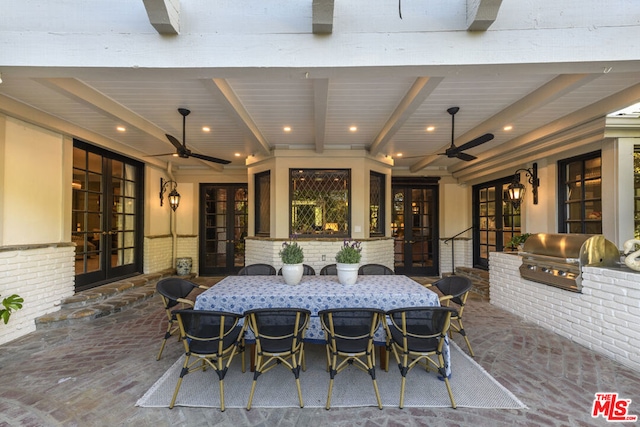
(1, 66), (639, 173)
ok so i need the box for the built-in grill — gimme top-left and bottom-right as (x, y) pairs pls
(519, 233), (620, 292)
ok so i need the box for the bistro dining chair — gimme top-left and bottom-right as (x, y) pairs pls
(425, 276), (475, 356)
(169, 309), (246, 411)
(319, 264), (337, 275)
(318, 308), (385, 409)
(358, 263), (395, 275)
(384, 306), (458, 409)
(155, 277), (209, 361)
(238, 263), (277, 276)
(244, 307), (311, 409)
(277, 264), (316, 276)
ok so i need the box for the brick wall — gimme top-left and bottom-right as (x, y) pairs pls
(245, 238), (394, 274)
(144, 236), (172, 273)
(439, 238), (472, 275)
(0, 245), (75, 345)
(490, 251), (640, 373)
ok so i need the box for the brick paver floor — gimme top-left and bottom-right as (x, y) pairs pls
(1, 280), (639, 426)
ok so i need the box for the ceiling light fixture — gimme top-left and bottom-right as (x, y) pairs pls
(503, 125), (513, 131)
(426, 126), (435, 132)
(202, 126), (211, 132)
(284, 126), (291, 132)
(116, 126), (126, 132)
(0, 72), (3, 84)
(349, 126), (357, 132)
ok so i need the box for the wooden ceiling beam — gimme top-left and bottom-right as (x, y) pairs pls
(466, 0), (502, 31)
(142, 0), (180, 35)
(313, 0), (335, 34)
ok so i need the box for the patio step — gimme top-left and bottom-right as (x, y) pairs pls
(452, 267), (490, 299)
(34, 269), (193, 329)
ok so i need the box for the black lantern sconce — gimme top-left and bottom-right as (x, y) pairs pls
(160, 178), (180, 211)
(507, 163), (539, 209)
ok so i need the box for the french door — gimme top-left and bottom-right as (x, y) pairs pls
(391, 178), (439, 276)
(472, 177), (521, 269)
(72, 140), (144, 291)
(199, 184), (248, 275)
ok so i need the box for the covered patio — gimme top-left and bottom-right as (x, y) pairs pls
(1, 274), (639, 425)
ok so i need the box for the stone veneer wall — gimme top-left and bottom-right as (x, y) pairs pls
(245, 237), (394, 274)
(144, 235), (198, 275)
(0, 244), (75, 345)
(439, 238), (472, 276)
(490, 251), (640, 373)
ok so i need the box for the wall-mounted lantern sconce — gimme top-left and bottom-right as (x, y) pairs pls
(160, 178), (180, 211)
(507, 162), (539, 209)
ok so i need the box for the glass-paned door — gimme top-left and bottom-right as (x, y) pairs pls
(199, 184), (248, 275)
(391, 180), (439, 276)
(473, 178), (520, 269)
(72, 141), (143, 291)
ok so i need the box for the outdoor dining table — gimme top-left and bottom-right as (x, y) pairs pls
(194, 274), (451, 376)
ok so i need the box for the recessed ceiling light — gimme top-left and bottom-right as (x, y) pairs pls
(396, 153), (403, 157)
(234, 153), (241, 157)
(426, 126), (435, 132)
(116, 126), (126, 132)
(284, 126), (291, 132)
(503, 125), (513, 131)
(349, 126), (357, 132)
(202, 126), (211, 132)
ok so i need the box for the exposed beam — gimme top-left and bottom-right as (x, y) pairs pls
(202, 78), (272, 155)
(313, 0), (335, 34)
(41, 78), (223, 171)
(0, 93), (168, 170)
(368, 76), (443, 156)
(410, 73), (602, 172)
(313, 79), (329, 153)
(466, 0), (502, 31)
(142, 0), (180, 35)
(451, 81), (640, 180)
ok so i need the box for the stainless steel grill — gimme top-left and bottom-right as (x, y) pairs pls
(518, 233), (620, 292)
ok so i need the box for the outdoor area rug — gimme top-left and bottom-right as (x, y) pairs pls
(136, 342), (526, 409)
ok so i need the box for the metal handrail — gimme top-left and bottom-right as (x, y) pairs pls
(443, 226), (474, 275)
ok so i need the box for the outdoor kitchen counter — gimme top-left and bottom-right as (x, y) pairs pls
(489, 251), (640, 373)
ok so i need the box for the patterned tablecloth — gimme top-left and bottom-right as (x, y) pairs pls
(195, 274), (451, 375)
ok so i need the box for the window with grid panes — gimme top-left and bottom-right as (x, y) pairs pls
(369, 171), (385, 236)
(255, 171), (270, 237)
(289, 169), (350, 237)
(559, 151), (602, 234)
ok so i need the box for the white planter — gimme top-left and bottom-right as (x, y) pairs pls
(336, 263), (359, 285)
(281, 263), (304, 285)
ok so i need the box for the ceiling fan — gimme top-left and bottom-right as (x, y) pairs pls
(438, 106), (494, 161)
(151, 108), (231, 165)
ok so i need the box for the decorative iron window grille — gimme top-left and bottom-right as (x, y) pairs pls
(289, 169), (350, 237)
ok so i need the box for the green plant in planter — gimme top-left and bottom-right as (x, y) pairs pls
(507, 233), (531, 250)
(1, 294), (24, 324)
(280, 239), (304, 264)
(335, 239), (362, 264)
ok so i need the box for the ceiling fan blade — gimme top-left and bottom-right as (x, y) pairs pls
(455, 133), (494, 152)
(165, 134), (183, 151)
(455, 152), (477, 161)
(144, 152), (178, 158)
(189, 152), (232, 165)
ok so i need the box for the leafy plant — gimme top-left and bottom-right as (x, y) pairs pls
(335, 239), (362, 264)
(1, 294), (24, 325)
(280, 239), (304, 264)
(507, 233), (531, 249)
